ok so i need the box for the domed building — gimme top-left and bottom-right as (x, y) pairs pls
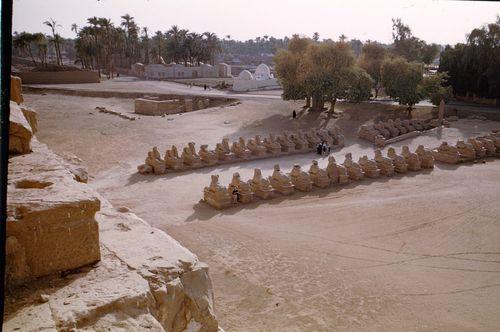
(237, 70), (254, 80)
(232, 64), (280, 92)
(253, 64), (273, 80)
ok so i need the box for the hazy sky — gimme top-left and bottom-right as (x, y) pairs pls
(12, 0), (500, 45)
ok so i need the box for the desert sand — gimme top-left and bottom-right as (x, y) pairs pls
(22, 80), (500, 331)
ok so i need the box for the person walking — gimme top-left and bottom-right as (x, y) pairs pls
(292, 110), (297, 119)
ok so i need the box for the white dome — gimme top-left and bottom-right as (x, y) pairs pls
(254, 63), (271, 80)
(238, 70), (254, 80)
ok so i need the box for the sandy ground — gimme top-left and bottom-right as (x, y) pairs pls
(22, 81), (500, 331)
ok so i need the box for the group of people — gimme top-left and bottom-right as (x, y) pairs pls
(316, 141), (331, 155)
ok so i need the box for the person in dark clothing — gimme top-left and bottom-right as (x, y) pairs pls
(204, 84), (207, 90)
(232, 188), (240, 203)
(322, 144), (327, 155)
(292, 110), (297, 119)
(316, 142), (323, 155)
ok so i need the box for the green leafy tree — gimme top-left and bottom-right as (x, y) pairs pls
(391, 18), (440, 65)
(381, 57), (424, 116)
(419, 72), (453, 106)
(358, 41), (388, 98)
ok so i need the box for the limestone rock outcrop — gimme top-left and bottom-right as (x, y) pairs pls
(7, 140), (101, 285)
(10, 75), (24, 104)
(9, 101), (33, 155)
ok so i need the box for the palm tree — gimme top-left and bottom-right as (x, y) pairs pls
(13, 32), (38, 66)
(141, 27), (150, 64)
(203, 32), (221, 65)
(43, 18), (62, 65)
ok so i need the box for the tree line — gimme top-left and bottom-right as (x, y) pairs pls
(439, 16), (499, 100)
(13, 14), (222, 76)
(274, 18), (450, 116)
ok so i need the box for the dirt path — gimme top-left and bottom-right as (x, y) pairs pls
(23, 87), (500, 331)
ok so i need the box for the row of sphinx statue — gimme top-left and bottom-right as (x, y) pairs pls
(432, 132), (500, 164)
(359, 118), (438, 146)
(137, 126), (345, 175)
(203, 145), (435, 210)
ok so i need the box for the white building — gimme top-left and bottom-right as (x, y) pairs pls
(232, 63), (280, 92)
(140, 62), (231, 80)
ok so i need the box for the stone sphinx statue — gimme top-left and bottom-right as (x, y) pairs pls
(199, 144), (218, 165)
(326, 156), (349, 184)
(358, 125), (380, 142)
(289, 131), (309, 152)
(358, 155), (380, 178)
(164, 145), (184, 170)
(247, 135), (268, 156)
(289, 164), (313, 192)
(401, 120), (416, 133)
(143, 146), (166, 174)
(308, 160), (331, 188)
(374, 149), (395, 176)
(248, 168), (273, 199)
(374, 123), (391, 139)
(383, 120), (400, 138)
(387, 147), (408, 173)
(467, 138), (487, 158)
(216, 139), (237, 162)
(328, 126), (345, 148)
(410, 119), (424, 131)
(304, 129), (321, 146)
(263, 134), (282, 156)
(204, 174), (232, 210)
(276, 132), (296, 153)
(393, 119), (408, 134)
(182, 145), (202, 167)
(317, 129), (334, 145)
(343, 153), (364, 181)
(227, 172), (254, 203)
(476, 137), (497, 156)
(268, 164), (294, 195)
(298, 130), (315, 149)
(231, 137), (252, 159)
(455, 140), (475, 162)
(415, 145), (434, 168)
(432, 142), (460, 164)
(188, 142), (199, 157)
(401, 146), (421, 171)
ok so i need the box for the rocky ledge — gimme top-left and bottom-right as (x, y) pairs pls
(4, 139), (219, 331)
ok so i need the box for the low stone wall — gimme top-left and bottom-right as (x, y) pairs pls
(135, 97), (212, 116)
(18, 70), (100, 84)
